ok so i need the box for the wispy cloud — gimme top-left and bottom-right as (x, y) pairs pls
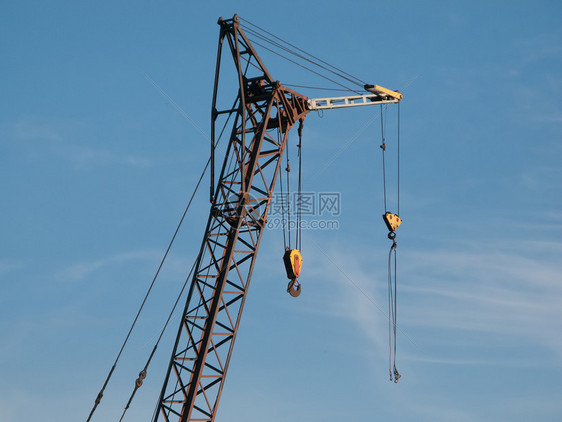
(11, 118), (152, 169)
(515, 31), (562, 65)
(405, 402), (475, 422)
(302, 237), (562, 367)
(0, 260), (24, 274)
(407, 248), (562, 357)
(54, 250), (160, 282)
(54, 249), (195, 285)
(14, 120), (63, 143)
(533, 112), (562, 123)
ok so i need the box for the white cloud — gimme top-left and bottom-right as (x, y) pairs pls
(406, 402), (475, 422)
(14, 120), (62, 143)
(516, 33), (562, 65)
(534, 112), (562, 123)
(302, 238), (562, 366)
(54, 250), (160, 281)
(0, 260), (24, 274)
(10, 118), (153, 169)
(53, 249), (195, 286)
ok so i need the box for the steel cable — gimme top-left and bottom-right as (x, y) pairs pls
(296, 120), (303, 251)
(397, 103), (400, 216)
(246, 37), (362, 94)
(86, 157), (211, 422)
(278, 125), (287, 249)
(284, 84), (353, 92)
(120, 256), (199, 422)
(387, 241), (400, 382)
(154, 98), (248, 420)
(239, 18), (367, 86)
(380, 105), (387, 213)
(241, 25), (365, 90)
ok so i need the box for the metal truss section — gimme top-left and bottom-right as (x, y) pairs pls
(154, 15), (308, 422)
(307, 94), (399, 111)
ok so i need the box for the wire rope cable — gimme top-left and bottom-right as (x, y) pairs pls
(239, 17), (367, 87)
(120, 255), (200, 422)
(393, 247), (400, 382)
(278, 126), (287, 249)
(86, 157), (211, 422)
(380, 105), (387, 213)
(387, 241), (400, 382)
(285, 128), (292, 248)
(379, 102), (401, 383)
(397, 103), (400, 216)
(152, 159), (230, 421)
(387, 242), (394, 380)
(151, 95), (252, 420)
(296, 120), (303, 251)
(285, 84), (356, 92)
(245, 37), (363, 95)
(241, 25), (365, 90)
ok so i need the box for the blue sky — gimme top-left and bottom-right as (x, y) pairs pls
(1, 1), (562, 421)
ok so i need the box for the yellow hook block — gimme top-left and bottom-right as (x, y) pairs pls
(383, 212), (402, 232)
(283, 248), (303, 280)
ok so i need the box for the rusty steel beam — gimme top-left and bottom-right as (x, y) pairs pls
(154, 15), (309, 422)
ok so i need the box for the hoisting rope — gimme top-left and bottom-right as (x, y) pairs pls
(396, 103), (400, 216)
(86, 158), (210, 422)
(296, 119), (304, 252)
(281, 119), (304, 252)
(379, 104), (401, 383)
(387, 238), (400, 383)
(280, 120), (304, 297)
(278, 127), (287, 250)
(285, 129), (292, 248)
(380, 105), (388, 213)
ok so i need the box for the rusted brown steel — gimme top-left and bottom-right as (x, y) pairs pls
(154, 15), (309, 422)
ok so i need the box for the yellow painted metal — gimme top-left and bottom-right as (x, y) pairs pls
(383, 212), (402, 232)
(283, 248), (303, 279)
(365, 84), (403, 101)
(290, 249), (303, 278)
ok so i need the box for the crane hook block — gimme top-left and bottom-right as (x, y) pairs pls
(383, 212), (402, 232)
(283, 248), (303, 280)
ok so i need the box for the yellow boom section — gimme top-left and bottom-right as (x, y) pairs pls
(364, 84), (403, 101)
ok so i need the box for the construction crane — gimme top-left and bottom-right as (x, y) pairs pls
(151, 14), (402, 422)
(86, 13), (403, 422)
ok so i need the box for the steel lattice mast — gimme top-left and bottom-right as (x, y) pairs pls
(154, 15), (309, 422)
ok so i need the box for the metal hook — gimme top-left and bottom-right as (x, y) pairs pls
(393, 367), (401, 383)
(287, 279), (301, 297)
